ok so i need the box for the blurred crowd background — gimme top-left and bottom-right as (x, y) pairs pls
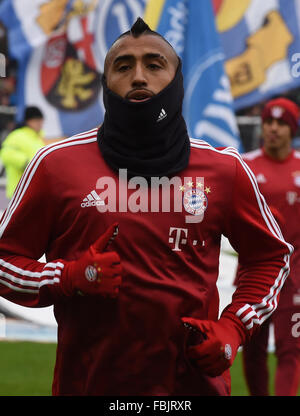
(0, 21), (17, 144)
(1, 1), (300, 159)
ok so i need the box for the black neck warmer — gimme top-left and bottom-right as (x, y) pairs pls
(97, 61), (190, 178)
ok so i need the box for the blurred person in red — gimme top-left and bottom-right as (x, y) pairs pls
(235, 97), (300, 396)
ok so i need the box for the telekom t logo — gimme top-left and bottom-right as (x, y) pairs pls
(168, 227), (205, 251)
(169, 227), (188, 251)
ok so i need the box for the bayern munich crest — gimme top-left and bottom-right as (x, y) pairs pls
(224, 343), (232, 361)
(271, 106), (284, 119)
(183, 188), (208, 216)
(85, 265), (98, 282)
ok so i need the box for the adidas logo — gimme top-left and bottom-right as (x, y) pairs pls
(81, 190), (105, 208)
(256, 173), (267, 183)
(157, 108), (167, 122)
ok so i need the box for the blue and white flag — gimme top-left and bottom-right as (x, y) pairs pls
(216, 0), (300, 110)
(145, 0), (242, 150)
(0, 0), (241, 150)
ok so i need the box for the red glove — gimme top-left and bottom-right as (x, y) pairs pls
(60, 223), (122, 297)
(181, 316), (244, 377)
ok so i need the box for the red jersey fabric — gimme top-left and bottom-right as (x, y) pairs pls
(239, 148), (300, 299)
(0, 130), (293, 395)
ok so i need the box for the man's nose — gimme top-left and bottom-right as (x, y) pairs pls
(131, 63), (147, 86)
(270, 119), (279, 130)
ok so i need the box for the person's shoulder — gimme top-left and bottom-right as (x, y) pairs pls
(241, 148), (263, 161)
(293, 149), (300, 160)
(37, 127), (98, 160)
(2, 126), (28, 142)
(189, 137), (242, 161)
(26, 127), (99, 176)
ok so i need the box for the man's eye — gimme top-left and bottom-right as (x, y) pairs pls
(277, 119), (287, 126)
(148, 63), (161, 70)
(117, 65), (130, 72)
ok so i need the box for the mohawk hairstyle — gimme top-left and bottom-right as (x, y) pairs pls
(113, 17), (177, 49)
(117, 17), (163, 41)
(123, 17), (155, 37)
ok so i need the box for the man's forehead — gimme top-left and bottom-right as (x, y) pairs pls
(105, 34), (177, 68)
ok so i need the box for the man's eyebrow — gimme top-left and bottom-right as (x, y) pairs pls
(144, 53), (168, 62)
(113, 54), (134, 65)
(113, 53), (168, 65)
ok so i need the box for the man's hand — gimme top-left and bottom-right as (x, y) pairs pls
(181, 316), (243, 377)
(61, 223), (122, 297)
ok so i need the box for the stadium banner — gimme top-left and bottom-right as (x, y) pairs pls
(216, 0), (300, 110)
(145, 0), (241, 149)
(0, 0), (241, 150)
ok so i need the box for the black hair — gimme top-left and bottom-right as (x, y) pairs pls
(24, 106), (44, 121)
(120, 17), (156, 38)
(117, 17), (174, 46)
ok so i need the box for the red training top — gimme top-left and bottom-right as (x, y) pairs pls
(0, 130), (292, 395)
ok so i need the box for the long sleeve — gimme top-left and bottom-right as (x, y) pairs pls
(0, 139), (28, 170)
(221, 148), (293, 341)
(0, 146), (65, 307)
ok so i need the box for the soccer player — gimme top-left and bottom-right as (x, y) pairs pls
(235, 97), (300, 396)
(0, 19), (293, 396)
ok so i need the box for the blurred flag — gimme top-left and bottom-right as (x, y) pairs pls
(145, 0), (242, 150)
(216, 0), (300, 110)
(0, 0), (241, 150)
